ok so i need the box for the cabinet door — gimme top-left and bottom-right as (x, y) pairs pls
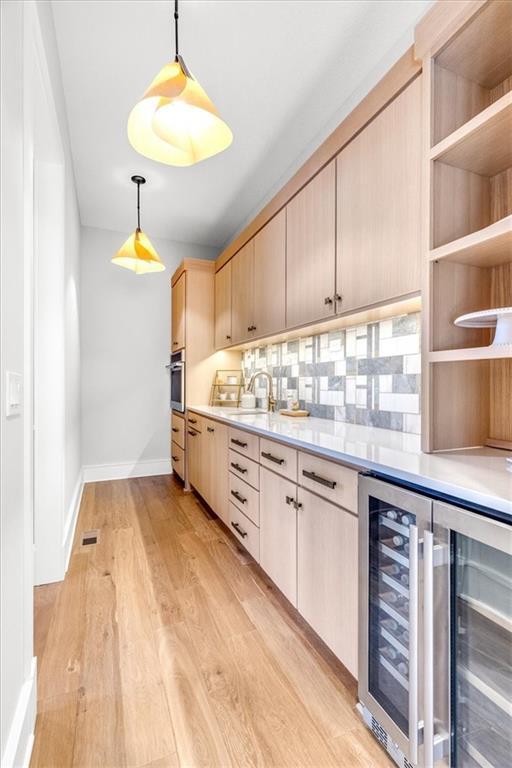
(259, 467), (297, 606)
(171, 272), (186, 351)
(214, 262), (232, 349)
(187, 427), (202, 494)
(253, 210), (286, 337)
(297, 487), (358, 677)
(209, 420), (229, 525)
(336, 77), (421, 313)
(231, 239), (254, 344)
(286, 161), (336, 329)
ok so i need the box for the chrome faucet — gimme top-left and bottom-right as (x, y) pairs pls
(248, 371), (276, 413)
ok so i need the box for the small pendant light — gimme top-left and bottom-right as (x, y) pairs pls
(112, 176), (166, 275)
(127, 0), (233, 167)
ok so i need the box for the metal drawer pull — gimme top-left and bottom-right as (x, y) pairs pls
(172, 455), (179, 462)
(207, 426), (215, 433)
(172, 427), (179, 433)
(285, 496), (301, 510)
(261, 451), (284, 465)
(231, 521), (247, 538)
(285, 495), (295, 505)
(231, 490), (247, 504)
(189, 418), (197, 424)
(302, 469), (336, 490)
(230, 462), (247, 474)
(324, 296), (333, 305)
(187, 430), (197, 437)
(231, 438), (248, 448)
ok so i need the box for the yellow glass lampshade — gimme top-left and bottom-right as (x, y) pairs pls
(111, 228), (165, 275)
(127, 60), (233, 166)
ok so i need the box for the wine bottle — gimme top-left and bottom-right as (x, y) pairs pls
(401, 514), (412, 527)
(400, 573), (409, 586)
(382, 563), (400, 576)
(397, 661), (409, 676)
(381, 618), (398, 631)
(386, 509), (398, 521)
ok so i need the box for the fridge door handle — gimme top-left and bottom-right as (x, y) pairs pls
(424, 530), (434, 768)
(409, 523), (419, 765)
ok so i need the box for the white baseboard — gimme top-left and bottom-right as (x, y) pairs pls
(62, 473), (84, 572)
(82, 458), (171, 484)
(1, 657), (37, 768)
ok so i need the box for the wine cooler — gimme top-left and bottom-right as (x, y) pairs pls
(358, 474), (512, 768)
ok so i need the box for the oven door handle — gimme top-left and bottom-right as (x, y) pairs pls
(409, 523), (419, 765)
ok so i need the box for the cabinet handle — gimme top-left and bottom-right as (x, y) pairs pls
(302, 469), (336, 490)
(187, 430), (197, 437)
(247, 325), (256, 332)
(285, 495), (295, 506)
(324, 296), (333, 305)
(230, 462), (247, 474)
(207, 426), (215, 433)
(173, 341), (179, 345)
(334, 293), (342, 304)
(295, 501), (303, 510)
(261, 451), (284, 465)
(231, 438), (248, 448)
(172, 427), (179, 433)
(231, 489), (247, 505)
(172, 455), (179, 462)
(231, 521), (247, 539)
(226, 335), (231, 340)
(189, 418), (197, 424)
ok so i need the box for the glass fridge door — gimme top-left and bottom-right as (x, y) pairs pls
(452, 532), (512, 768)
(368, 495), (416, 735)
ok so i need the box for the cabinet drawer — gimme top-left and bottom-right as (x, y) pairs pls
(187, 411), (204, 432)
(171, 441), (185, 480)
(229, 502), (260, 562)
(228, 472), (259, 526)
(228, 427), (259, 461)
(298, 452), (358, 513)
(171, 413), (185, 449)
(228, 449), (259, 490)
(259, 438), (297, 482)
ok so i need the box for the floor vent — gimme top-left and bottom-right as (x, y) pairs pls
(81, 530), (99, 546)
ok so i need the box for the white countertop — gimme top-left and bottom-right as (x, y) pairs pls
(188, 406), (512, 517)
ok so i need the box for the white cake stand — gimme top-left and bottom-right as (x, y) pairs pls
(454, 307), (512, 346)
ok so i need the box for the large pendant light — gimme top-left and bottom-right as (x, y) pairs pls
(127, 0), (233, 167)
(112, 176), (165, 275)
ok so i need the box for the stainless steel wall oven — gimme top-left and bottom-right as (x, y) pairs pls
(168, 350), (185, 412)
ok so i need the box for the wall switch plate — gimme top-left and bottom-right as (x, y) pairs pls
(5, 371), (23, 417)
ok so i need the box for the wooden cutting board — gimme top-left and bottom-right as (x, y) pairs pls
(279, 409), (310, 417)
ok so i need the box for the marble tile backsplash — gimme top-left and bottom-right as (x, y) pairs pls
(242, 312), (421, 434)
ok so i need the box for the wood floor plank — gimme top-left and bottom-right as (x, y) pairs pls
(156, 621), (233, 768)
(331, 726), (394, 767)
(30, 691), (79, 768)
(34, 582), (61, 662)
(242, 595), (361, 740)
(228, 629), (340, 767)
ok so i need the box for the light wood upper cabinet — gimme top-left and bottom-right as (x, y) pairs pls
(336, 77), (422, 314)
(231, 239), (255, 344)
(214, 262), (232, 349)
(259, 467), (297, 606)
(253, 210), (286, 338)
(286, 161), (336, 329)
(297, 488), (358, 677)
(171, 272), (186, 351)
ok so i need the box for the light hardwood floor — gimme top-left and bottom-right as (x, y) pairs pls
(32, 475), (393, 768)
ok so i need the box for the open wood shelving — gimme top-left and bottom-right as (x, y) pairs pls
(420, 0), (512, 454)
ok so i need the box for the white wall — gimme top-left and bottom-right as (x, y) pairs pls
(81, 225), (217, 480)
(1, 0), (82, 764)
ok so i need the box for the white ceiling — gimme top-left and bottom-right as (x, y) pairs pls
(52, 0), (431, 249)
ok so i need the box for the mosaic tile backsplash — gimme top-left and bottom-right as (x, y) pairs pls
(242, 313), (421, 434)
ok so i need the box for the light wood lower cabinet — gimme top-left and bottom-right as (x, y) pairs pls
(259, 467), (297, 606)
(297, 488), (358, 677)
(187, 427), (203, 492)
(187, 418), (229, 526)
(171, 442), (185, 480)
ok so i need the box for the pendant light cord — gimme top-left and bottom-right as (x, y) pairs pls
(174, 0), (179, 61)
(136, 180), (141, 230)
